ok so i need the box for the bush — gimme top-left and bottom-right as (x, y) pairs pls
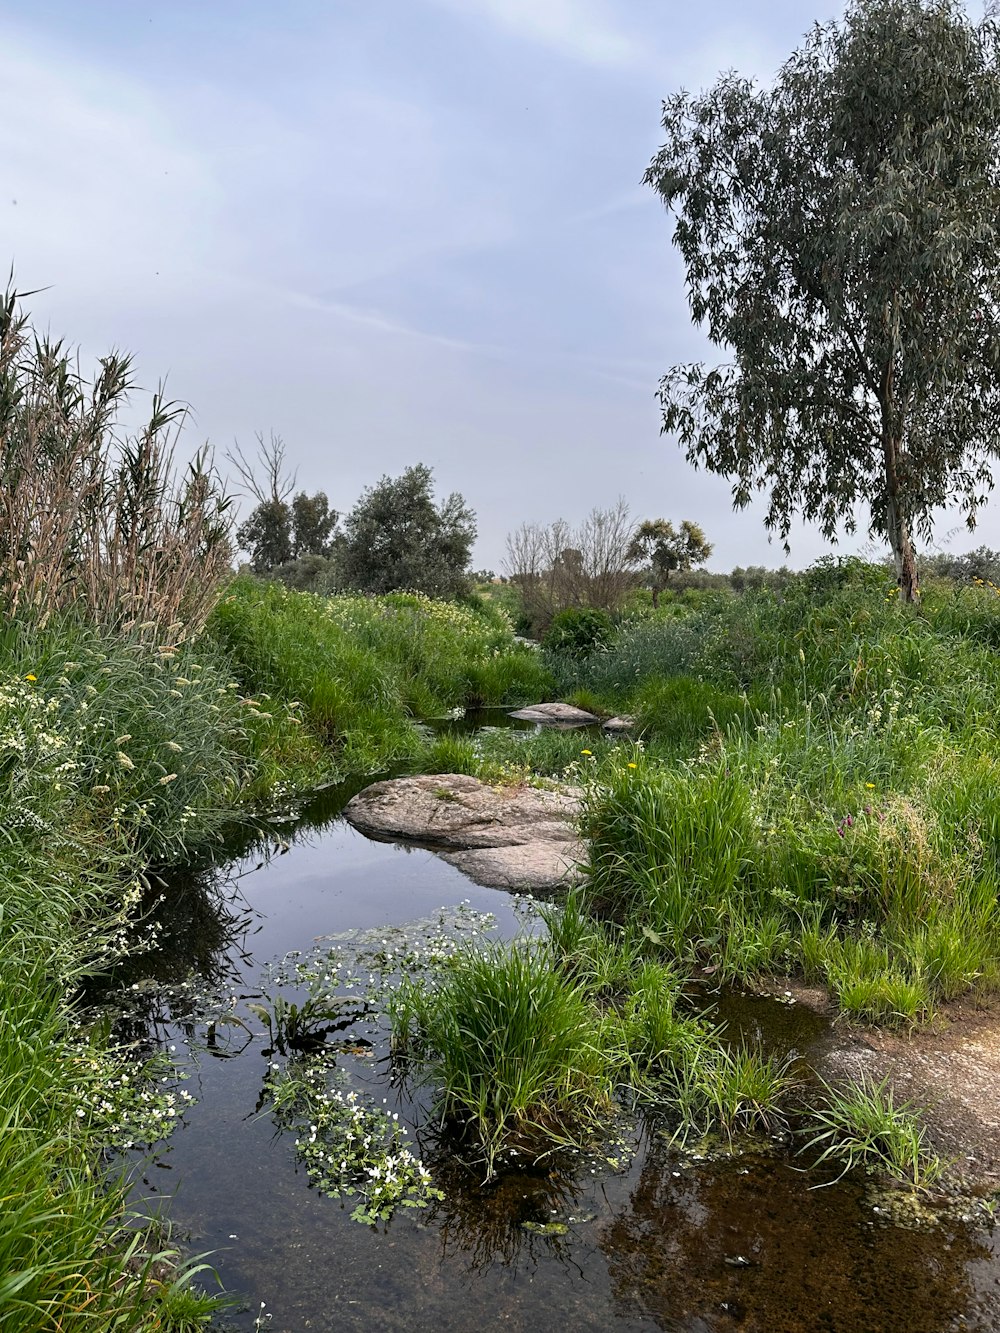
(541, 607), (615, 657)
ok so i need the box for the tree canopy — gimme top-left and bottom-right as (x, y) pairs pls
(229, 433), (339, 574)
(646, 0), (1000, 601)
(340, 463), (476, 597)
(627, 519), (713, 607)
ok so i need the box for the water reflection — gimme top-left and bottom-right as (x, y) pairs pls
(97, 783), (1000, 1333)
(602, 1137), (998, 1332)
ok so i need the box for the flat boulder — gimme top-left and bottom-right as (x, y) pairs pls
(343, 774), (585, 892)
(440, 842), (583, 892)
(508, 702), (599, 725)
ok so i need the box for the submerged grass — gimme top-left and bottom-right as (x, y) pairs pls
(801, 1076), (947, 1190)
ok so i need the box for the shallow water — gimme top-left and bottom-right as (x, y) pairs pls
(118, 785), (1000, 1333)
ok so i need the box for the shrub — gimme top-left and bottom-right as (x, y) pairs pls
(542, 607), (615, 658)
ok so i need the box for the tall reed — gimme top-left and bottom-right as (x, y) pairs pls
(0, 282), (232, 635)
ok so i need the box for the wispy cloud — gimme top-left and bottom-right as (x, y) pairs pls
(424, 0), (642, 68)
(283, 288), (508, 358)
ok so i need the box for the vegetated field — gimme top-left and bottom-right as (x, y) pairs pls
(531, 559), (1000, 1025)
(8, 554), (1000, 1326)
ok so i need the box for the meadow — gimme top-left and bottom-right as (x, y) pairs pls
(6, 299), (1000, 1315)
(10, 543), (1000, 1321)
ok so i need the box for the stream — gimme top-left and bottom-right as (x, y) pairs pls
(110, 762), (1000, 1333)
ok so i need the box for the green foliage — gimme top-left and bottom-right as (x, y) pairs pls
(237, 492), (340, 575)
(0, 755), (227, 1331)
(627, 518), (713, 606)
(265, 1063), (442, 1225)
(210, 578), (550, 772)
(802, 1077), (946, 1189)
(647, 0), (1000, 599)
(236, 496), (294, 571)
(541, 606), (615, 657)
(391, 942), (622, 1175)
(341, 463), (476, 598)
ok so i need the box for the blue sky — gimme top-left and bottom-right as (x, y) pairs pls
(2, 0), (995, 571)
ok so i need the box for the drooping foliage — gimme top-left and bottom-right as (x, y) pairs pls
(646, 0), (1000, 601)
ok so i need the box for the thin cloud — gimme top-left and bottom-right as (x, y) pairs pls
(425, 0), (643, 68)
(284, 288), (511, 358)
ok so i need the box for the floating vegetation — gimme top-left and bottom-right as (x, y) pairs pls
(265, 1060), (442, 1225)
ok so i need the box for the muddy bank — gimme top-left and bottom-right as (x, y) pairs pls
(819, 992), (1000, 1189)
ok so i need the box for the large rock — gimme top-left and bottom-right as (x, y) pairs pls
(343, 774), (585, 892)
(508, 702), (599, 725)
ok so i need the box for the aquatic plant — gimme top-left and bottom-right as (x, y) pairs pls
(390, 941), (624, 1175)
(801, 1076), (947, 1190)
(265, 1062), (442, 1225)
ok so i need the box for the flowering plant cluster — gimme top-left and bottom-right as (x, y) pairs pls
(266, 1061), (442, 1226)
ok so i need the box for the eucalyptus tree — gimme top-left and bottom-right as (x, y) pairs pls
(646, 0), (1000, 601)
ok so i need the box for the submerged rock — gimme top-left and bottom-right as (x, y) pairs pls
(343, 774), (585, 892)
(508, 701), (599, 725)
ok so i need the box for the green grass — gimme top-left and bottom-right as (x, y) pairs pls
(209, 578), (553, 773)
(801, 1076), (947, 1189)
(7, 555), (1000, 1323)
(391, 941), (623, 1175)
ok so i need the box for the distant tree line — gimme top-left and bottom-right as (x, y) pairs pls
(229, 437), (476, 599)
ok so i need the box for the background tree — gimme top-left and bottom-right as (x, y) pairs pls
(229, 432), (339, 573)
(340, 463), (476, 597)
(289, 490), (339, 559)
(504, 500), (635, 633)
(627, 519), (713, 608)
(646, 0), (1000, 602)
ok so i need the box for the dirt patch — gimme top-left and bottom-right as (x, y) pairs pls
(816, 992), (1000, 1189)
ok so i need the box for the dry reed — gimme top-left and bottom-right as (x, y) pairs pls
(0, 280), (233, 636)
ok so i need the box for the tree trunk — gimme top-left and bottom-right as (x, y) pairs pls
(883, 435), (919, 603)
(651, 585), (660, 610)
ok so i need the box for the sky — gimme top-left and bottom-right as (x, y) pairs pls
(1, 0), (996, 573)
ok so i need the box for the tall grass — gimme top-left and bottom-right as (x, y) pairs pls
(568, 563), (1000, 1018)
(0, 283), (232, 635)
(391, 942), (622, 1175)
(210, 578), (553, 773)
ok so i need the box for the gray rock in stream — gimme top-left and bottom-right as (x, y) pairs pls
(342, 773), (585, 893)
(602, 714), (637, 732)
(507, 701), (599, 725)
